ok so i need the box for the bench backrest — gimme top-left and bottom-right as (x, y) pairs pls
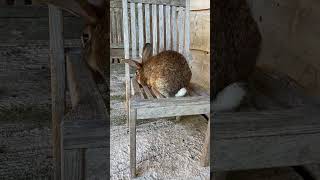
(122, 0), (191, 63)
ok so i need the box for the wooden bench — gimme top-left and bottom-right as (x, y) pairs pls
(121, 0), (210, 178)
(48, 6), (108, 180)
(201, 67), (320, 180)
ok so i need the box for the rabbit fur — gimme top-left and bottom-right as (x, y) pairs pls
(211, 0), (262, 111)
(44, 0), (108, 83)
(125, 43), (192, 97)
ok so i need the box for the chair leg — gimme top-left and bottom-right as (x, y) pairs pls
(129, 108), (137, 178)
(200, 118), (210, 167)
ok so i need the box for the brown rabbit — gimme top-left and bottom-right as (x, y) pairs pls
(211, 0), (262, 111)
(124, 43), (192, 97)
(42, 0), (108, 83)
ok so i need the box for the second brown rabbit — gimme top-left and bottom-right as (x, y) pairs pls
(124, 43), (192, 97)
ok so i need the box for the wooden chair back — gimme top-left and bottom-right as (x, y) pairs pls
(121, 0), (191, 62)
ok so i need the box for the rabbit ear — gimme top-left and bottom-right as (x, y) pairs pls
(142, 43), (153, 64)
(40, 0), (99, 24)
(122, 59), (142, 69)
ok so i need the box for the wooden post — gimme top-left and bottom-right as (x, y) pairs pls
(63, 149), (86, 180)
(48, 5), (65, 180)
(200, 118), (210, 167)
(130, 107), (137, 178)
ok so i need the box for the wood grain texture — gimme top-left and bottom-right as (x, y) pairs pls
(62, 52), (107, 179)
(142, 85), (154, 99)
(165, 5), (171, 50)
(122, 0), (131, 119)
(131, 78), (144, 99)
(158, 4), (164, 52)
(130, 2), (137, 58)
(62, 149), (85, 180)
(48, 5), (65, 180)
(212, 105), (320, 170)
(129, 108), (137, 178)
(178, 7), (184, 54)
(128, 0), (185, 7)
(171, 6), (177, 51)
(200, 118), (210, 167)
(132, 95), (210, 119)
(152, 4), (158, 54)
(138, 3), (144, 57)
(184, 0), (190, 59)
(145, 4), (151, 43)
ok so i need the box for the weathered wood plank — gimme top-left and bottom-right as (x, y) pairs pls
(152, 4), (158, 54)
(178, 7), (184, 53)
(122, 0), (131, 114)
(0, 6), (49, 17)
(171, 6), (177, 51)
(128, 0), (185, 7)
(138, 3), (144, 57)
(137, 103), (210, 119)
(111, 8), (116, 44)
(142, 85), (154, 99)
(0, 17), (84, 41)
(116, 8), (123, 44)
(165, 5), (171, 50)
(111, 0), (123, 8)
(130, 2), (137, 58)
(212, 105), (320, 170)
(62, 149), (85, 180)
(62, 119), (107, 149)
(200, 118), (210, 167)
(159, 4), (164, 52)
(63, 50), (107, 179)
(48, 5), (65, 180)
(129, 108), (137, 178)
(145, 4), (151, 43)
(185, 0), (190, 59)
(131, 78), (144, 99)
(132, 95), (209, 108)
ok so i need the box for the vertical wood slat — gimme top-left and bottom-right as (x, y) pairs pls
(138, 3), (144, 57)
(171, 6), (177, 51)
(122, 0), (130, 121)
(122, 0), (130, 59)
(185, 0), (190, 60)
(165, 5), (171, 50)
(130, 2), (137, 58)
(111, 9), (116, 44)
(152, 4), (158, 54)
(129, 108), (137, 178)
(117, 8), (122, 44)
(63, 149), (86, 180)
(145, 4), (151, 43)
(158, 4), (164, 52)
(48, 5), (65, 180)
(178, 7), (184, 54)
(200, 119), (210, 167)
(114, 9), (119, 44)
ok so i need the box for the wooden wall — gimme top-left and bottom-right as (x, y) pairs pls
(248, 0), (320, 96)
(190, 0), (210, 91)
